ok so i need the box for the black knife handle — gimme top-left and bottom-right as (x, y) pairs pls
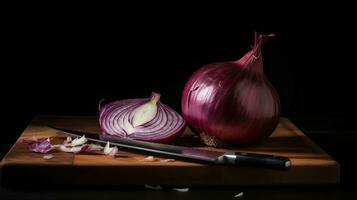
(216, 152), (291, 170)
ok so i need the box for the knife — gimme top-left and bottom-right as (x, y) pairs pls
(49, 126), (291, 170)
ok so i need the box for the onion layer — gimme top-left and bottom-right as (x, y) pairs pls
(182, 33), (280, 146)
(99, 92), (186, 143)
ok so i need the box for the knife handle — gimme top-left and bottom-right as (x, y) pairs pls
(216, 152), (291, 170)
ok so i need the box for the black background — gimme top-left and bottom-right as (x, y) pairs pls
(1, 4), (357, 199)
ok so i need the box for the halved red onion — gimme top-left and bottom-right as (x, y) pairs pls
(99, 92), (186, 143)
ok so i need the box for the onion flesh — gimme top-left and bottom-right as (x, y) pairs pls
(22, 138), (54, 153)
(99, 92), (186, 143)
(131, 94), (160, 128)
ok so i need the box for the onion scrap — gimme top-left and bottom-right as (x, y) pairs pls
(22, 137), (54, 153)
(143, 156), (157, 162)
(144, 184), (162, 190)
(64, 136), (72, 145)
(160, 159), (176, 162)
(70, 135), (88, 146)
(144, 185), (189, 192)
(57, 144), (91, 153)
(22, 136), (113, 156)
(43, 154), (54, 160)
(234, 192), (244, 198)
(172, 188), (189, 192)
(104, 141), (118, 156)
(142, 156), (176, 162)
(88, 143), (105, 151)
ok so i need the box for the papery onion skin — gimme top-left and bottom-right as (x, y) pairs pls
(99, 92), (186, 143)
(181, 33), (280, 146)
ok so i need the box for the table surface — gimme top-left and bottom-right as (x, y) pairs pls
(1, 117), (356, 199)
(0, 116), (339, 187)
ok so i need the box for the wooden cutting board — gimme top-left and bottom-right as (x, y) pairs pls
(0, 116), (339, 187)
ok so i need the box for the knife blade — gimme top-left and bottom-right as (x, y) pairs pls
(49, 126), (291, 170)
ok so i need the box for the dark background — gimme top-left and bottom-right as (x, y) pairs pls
(1, 5), (357, 199)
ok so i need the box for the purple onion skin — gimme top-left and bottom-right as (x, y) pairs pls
(182, 33), (280, 146)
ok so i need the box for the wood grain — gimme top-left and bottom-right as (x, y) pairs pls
(0, 116), (339, 186)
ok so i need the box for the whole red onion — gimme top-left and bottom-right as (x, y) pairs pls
(181, 33), (280, 146)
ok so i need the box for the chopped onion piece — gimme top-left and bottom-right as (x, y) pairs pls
(22, 137), (47, 145)
(43, 154), (54, 160)
(88, 144), (104, 151)
(103, 141), (118, 156)
(108, 146), (118, 156)
(70, 135), (87, 146)
(23, 137), (105, 155)
(142, 156), (175, 162)
(160, 159), (176, 162)
(143, 156), (157, 162)
(22, 138), (54, 153)
(57, 144), (91, 153)
(144, 184), (162, 190)
(64, 136), (72, 145)
(172, 188), (189, 192)
(234, 192), (244, 198)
